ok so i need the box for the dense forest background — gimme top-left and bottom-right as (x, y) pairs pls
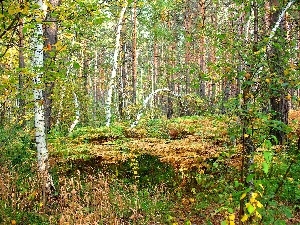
(1, 0), (300, 224)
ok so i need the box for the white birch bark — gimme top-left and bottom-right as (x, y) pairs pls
(69, 92), (80, 133)
(245, 2), (254, 42)
(105, 3), (128, 127)
(256, 0), (296, 75)
(94, 50), (98, 104)
(32, 0), (54, 192)
(131, 88), (181, 128)
(267, 0), (296, 51)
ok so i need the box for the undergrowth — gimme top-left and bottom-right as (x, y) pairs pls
(1, 115), (300, 224)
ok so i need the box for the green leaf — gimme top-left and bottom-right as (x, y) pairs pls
(234, 180), (240, 187)
(263, 140), (272, 149)
(247, 204), (255, 214)
(184, 220), (192, 225)
(262, 162), (269, 174)
(221, 221), (227, 225)
(283, 207), (292, 219)
(274, 220), (286, 225)
(206, 221), (213, 225)
(73, 62), (80, 69)
(263, 151), (272, 163)
(94, 17), (105, 25)
(246, 174), (254, 182)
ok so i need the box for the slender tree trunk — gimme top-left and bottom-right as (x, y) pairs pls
(106, 3), (127, 126)
(119, 40), (126, 119)
(131, 0), (137, 104)
(268, 0), (290, 144)
(82, 45), (89, 95)
(18, 16), (25, 118)
(298, 10), (300, 68)
(92, 50), (98, 121)
(236, 12), (244, 100)
(69, 92), (80, 133)
(221, 78), (230, 114)
(184, 1), (191, 95)
(32, 0), (55, 199)
(131, 88), (173, 127)
(43, 0), (59, 133)
(209, 14), (217, 111)
(239, 2), (258, 220)
(198, 0), (206, 98)
(152, 39), (158, 107)
(167, 19), (175, 119)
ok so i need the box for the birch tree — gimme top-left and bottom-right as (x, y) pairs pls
(267, 0), (296, 144)
(32, 0), (55, 196)
(105, 2), (128, 126)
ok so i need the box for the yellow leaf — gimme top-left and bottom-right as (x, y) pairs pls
(284, 69), (289, 76)
(251, 192), (258, 199)
(133, 170), (138, 175)
(265, 78), (270, 83)
(255, 211), (262, 219)
(228, 213), (235, 221)
(241, 214), (248, 222)
(22, 4), (29, 15)
(256, 201), (263, 208)
(244, 134), (249, 138)
(240, 193), (246, 200)
(244, 73), (251, 79)
(229, 221), (235, 225)
(36, 17), (43, 23)
(259, 184), (264, 190)
(63, 33), (74, 39)
(8, 5), (17, 15)
(225, 67), (231, 73)
(189, 198), (195, 203)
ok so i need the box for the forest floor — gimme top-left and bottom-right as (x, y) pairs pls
(53, 115), (232, 171)
(45, 113), (300, 224)
(1, 114), (300, 224)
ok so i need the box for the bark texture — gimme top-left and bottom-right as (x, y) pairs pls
(33, 0), (55, 198)
(43, 0), (60, 133)
(106, 4), (128, 126)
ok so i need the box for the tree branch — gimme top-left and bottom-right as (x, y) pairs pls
(0, 14), (20, 39)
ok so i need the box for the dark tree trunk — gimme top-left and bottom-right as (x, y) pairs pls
(119, 42), (127, 119)
(270, 96), (289, 144)
(268, 0), (289, 144)
(43, 0), (60, 133)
